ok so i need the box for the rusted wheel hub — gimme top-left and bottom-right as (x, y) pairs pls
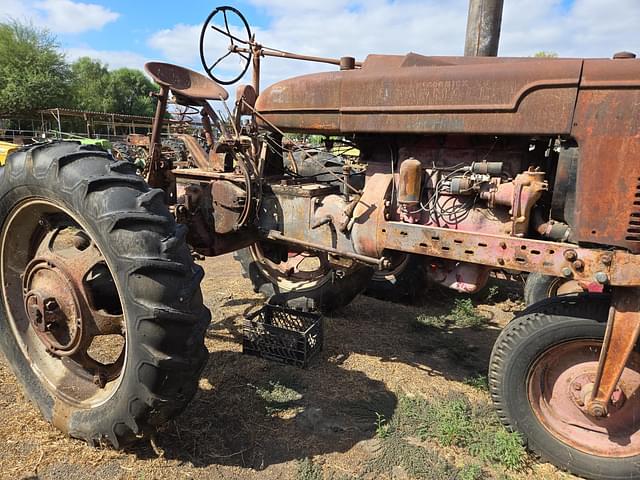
(23, 258), (83, 356)
(529, 340), (640, 457)
(2, 199), (127, 404)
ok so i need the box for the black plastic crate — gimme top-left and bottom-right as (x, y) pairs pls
(243, 304), (322, 367)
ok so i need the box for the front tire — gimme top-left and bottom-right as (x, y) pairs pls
(489, 293), (640, 479)
(0, 142), (210, 448)
(523, 272), (588, 305)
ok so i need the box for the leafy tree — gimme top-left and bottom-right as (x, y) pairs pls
(104, 68), (156, 116)
(0, 21), (70, 114)
(533, 51), (559, 58)
(70, 57), (111, 112)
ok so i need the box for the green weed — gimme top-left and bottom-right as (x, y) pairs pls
(297, 458), (323, 480)
(414, 298), (487, 331)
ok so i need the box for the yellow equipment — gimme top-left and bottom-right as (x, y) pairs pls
(0, 141), (18, 165)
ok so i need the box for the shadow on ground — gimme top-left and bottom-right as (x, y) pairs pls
(125, 277), (522, 471)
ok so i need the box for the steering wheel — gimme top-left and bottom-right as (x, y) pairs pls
(199, 6), (253, 85)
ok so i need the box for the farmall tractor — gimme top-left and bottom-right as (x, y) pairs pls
(1, 6), (639, 479)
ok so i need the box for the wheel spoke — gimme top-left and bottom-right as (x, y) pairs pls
(223, 10), (234, 46)
(87, 309), (124, 336)
(209, 50), (233, 72)
(68, 345), (125, 384)
(209, 24), (250, 45)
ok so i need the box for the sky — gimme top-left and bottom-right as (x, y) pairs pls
(0, 0), (638, 91)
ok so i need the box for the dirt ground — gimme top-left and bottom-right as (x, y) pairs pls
(0, 254), (575, 480)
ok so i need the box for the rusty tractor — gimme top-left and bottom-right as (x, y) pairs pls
(0, 5), (639, 479)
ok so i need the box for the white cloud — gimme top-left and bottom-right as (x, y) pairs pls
(148, 23), (201, 64)
(147, 0), (639, 91)
(0, 0), (119, 34)
(65, 47), (148, 70)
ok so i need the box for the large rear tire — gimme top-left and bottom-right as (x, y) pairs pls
(0, 142), (210, 448)
(489, 293), (640, 479)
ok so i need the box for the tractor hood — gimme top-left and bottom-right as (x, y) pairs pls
(255, 53), (586, 135)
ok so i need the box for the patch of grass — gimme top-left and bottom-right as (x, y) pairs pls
(367, 431), (459, 480)
(389, 394), (527, 472)
(458, 463), (484, 480)
(415, 312), (448, 329)
(415, 396), (473, 447)
(464, 374), (489, 391)
(254, 380), (303, 414)
(375, 412), (390, 439)
(449, 298), (487, 329)
(298, 458), (323, 480)
(414, 298), (487, 331)
(483, 285), (500, 303)
(468, 426), (525, 471)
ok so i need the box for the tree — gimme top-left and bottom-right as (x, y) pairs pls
(104, 68), (156, 116)
(0, 21), (70, 114)
(70, 57), (111, 112)
(533, 51), (559, 58)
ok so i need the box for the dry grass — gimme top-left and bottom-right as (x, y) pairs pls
(0, 255), (574, 480)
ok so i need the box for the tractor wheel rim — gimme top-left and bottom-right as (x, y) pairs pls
(1, 199), (126, 407)
(528, 339), (640, 457)
(250, 241), (333, 291)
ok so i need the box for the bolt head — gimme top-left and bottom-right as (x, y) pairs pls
(572, 382), (582, 391)
(564, 250), (577, 261)
(572, 259), (585, 271)
(561, 267), (573, 278)
(594, 271), (609, 284)
(586, 401), (607, 417)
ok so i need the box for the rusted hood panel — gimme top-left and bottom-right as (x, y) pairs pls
(255, 53), (583, 135)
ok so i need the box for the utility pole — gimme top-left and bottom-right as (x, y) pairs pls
(464, 0), (504, 56)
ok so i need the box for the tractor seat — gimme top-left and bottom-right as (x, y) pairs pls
(144, 62), (229, 101)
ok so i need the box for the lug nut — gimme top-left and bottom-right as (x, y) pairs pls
(44, 298), (58, 311)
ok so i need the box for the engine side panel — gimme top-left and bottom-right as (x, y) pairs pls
(571, 59), (640, 253)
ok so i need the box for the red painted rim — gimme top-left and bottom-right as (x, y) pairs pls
(528, 340), (640, 457)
